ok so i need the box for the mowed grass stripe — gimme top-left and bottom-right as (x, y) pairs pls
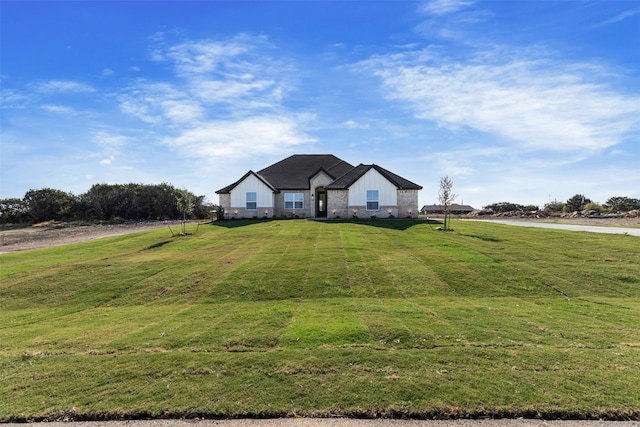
(1, 219), (639, 419)
(3, 348), (639, 418)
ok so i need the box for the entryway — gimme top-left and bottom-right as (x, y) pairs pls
(315, 188), (327, 218)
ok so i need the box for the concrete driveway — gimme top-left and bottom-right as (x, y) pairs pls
(466, 219), (640, 236)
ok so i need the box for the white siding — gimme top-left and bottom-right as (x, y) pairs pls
(230, 174), (274, 208)
(348, 169), (397, 206)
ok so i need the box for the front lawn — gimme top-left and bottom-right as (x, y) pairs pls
(1, 219), (638, 421)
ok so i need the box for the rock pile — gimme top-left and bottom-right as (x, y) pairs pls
(467, 209), (639, 218)
(467, 209), (550, 218)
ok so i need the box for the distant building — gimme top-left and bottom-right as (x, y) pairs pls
(421, 204), (475, 215)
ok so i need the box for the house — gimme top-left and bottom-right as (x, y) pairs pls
(421, 204), (475, 215)
(216, 154), (422, 219)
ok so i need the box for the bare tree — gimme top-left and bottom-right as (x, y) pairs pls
(438, 176), (456, 230)
(175, 189), (195, 235)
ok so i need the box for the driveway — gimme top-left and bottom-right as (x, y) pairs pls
(467, 219), (640, 236)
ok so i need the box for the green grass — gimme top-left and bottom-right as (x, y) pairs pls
(1, 219), (639, 421)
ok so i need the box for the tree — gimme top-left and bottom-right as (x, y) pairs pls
(566, 194), (591, 212)
(438, 176), (456, 230)
(0, 198), (29, 224)
(604, 196), (640, 212)
(81, 183), (121, 220)
(175, 189), (195, 235)
(23, 188), (79, 222)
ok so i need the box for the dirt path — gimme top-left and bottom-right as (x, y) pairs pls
(0, 221), (191, 254)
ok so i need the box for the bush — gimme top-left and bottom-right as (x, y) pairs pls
(543, 201), (565, 212)
(583, 202), (603, 212)
(484, 202), (538, 213)
(213, 205), (225, 221)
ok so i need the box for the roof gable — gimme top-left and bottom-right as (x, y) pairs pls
(215, 170), (278, 194)
(327, 164), (423, 190)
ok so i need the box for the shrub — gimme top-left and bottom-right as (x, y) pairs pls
(543, 201), (565, 212)
(583, 202), (603, 212)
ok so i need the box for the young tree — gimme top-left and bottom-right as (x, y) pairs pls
(175, 189), (195, 235)
(438, 176), (456, 230)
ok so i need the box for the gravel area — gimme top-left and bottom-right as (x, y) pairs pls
(0, 221), (194, 254)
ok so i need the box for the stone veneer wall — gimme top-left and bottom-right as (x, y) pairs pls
(327, 190), (349, 218)
(227, 207), (274, 219)
(348, 206), (399, 219)
(218, 194), (231, 219)
(220, 188), (420, 219)
(219, 193), (275, 219)
(397, 189), (419, 218)
(327, 189), (419, 219)
(273, 191), (312, 218)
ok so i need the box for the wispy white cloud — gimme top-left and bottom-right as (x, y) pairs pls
(163, 37), (253, 76)
(35, 80), (96, 93)
(40, 104), (77, 115)
(91, 131), (129, 166)
(120, 34), (309, 160)
(160, 99), (205, 124)
(167, 115), (314, 159)
(419, 0), (474, 16)
(119, 81), (195, 124)
(593, 9), (640, 28)
(192, 78), (279, 106)
(357, 48), (639, 154)
(339, 120), (369, 129)
(0, 88), (28, 108)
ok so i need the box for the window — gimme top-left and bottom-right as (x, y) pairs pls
(366, 190), (379, 211)
(246, 192), (257, 210)
(284, 193), (304, 209)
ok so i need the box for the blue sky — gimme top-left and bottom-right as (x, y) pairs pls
(2, 0), (639, 209)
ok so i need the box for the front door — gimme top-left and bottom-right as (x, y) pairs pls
(316, 190), (327, 217)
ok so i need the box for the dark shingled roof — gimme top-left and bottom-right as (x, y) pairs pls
(257, 154), (354, 190)
(326, 164), (423, 190)
(216, 154), (422, 194)
(421, 204), (475, 212)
